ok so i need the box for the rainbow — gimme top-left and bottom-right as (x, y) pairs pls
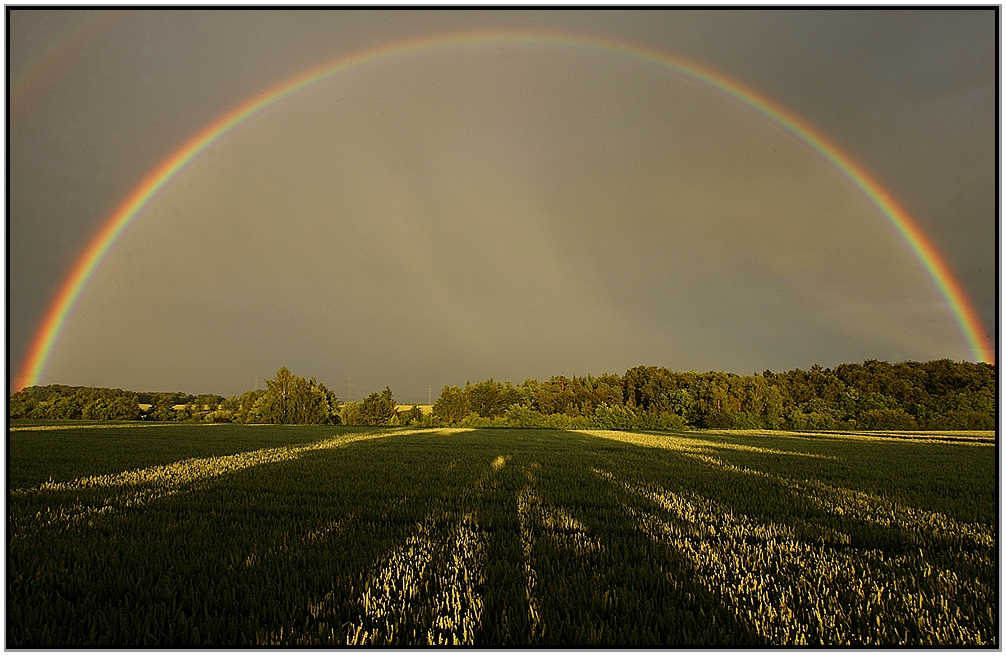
(13, 29), (994, 391)
(10, 10), (125, 117)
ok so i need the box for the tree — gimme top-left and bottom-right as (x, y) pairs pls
(356, 387), (397, 426)
(250, 368), (337, 424)
(466, 378), (522, 418)
(433, 385), (471, 425)
(8, 392), (38, 419)
(340, 401), (362, 426)
(81, 395), (140, 421)
(859, 408), (918, 430)
(48, 394), (83, 420)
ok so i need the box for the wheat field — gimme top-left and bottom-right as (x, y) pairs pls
(8, 424), (995, 646)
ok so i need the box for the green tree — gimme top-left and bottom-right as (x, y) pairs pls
(356, 387), (397, 426)
(340, 401), (362, 426)
(433, 385), (471, 425)
(8, 392), (38, 419)
(48, 395), (83, 420)
(250, 368), (337, 424)
(859, 408), (918, 430)
(81, 395), (140, 421)
(466, 378), (522, 418)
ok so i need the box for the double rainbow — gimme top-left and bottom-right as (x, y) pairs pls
(13, 29), (994, 392)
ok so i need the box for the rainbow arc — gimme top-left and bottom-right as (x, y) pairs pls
(13, 29), (994, 391)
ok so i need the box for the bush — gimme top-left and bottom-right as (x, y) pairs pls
(932, 411), (993, 431)
(8, 393), (38, 419)
(858, 408), (918, 431)
(729, 411), (762, 430)
(593, 403), (639, 430)
(399, 405), (424, 425)
(785, 411), (838, 430)
(704, 410), (733, 429)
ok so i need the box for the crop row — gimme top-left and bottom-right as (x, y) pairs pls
(596, 467), (992, 644)
(8, 426), (995, 646)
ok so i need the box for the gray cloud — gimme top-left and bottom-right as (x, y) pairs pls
(9, 10), (994, 399)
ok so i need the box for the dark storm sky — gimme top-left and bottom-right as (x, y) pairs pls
(8, 9), (996, 401)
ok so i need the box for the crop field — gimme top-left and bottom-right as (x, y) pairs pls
(8, 423), (996, 646)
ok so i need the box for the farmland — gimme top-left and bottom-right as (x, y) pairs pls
(8, 423), (996, 646)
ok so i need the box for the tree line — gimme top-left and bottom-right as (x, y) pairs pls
(9, 359), (995, 431)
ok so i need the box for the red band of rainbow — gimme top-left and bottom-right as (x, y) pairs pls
(13, 29), (994, 392)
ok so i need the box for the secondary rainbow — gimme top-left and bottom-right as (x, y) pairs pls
(14, 29), (994, 391)
(10, 11), (124, 117)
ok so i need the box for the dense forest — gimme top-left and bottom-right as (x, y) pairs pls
(9, 359), (995, 431)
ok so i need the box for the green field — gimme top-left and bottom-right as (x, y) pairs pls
(8, 423), (996, 646)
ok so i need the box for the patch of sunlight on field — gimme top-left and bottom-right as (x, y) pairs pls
(269, 450), (607, 646)
(518, 464), (544, 640)
(9, 423), (206, 432)
(689, 452), (993, 548)
(252, 451), (511, 646)
(244, 514), (355, 569)
(573, 429), (840, 460)
(272, 451), (501, 646)
(13, 427), (473, 528)
(578, 429), (992, 548)
(342, 513), (487, 646)
(596, 468), (992, 645)
(698, 428), (995, 446)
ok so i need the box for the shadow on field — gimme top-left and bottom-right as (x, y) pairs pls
(8, 427), (996, 646)
(570, 430), (995, 645)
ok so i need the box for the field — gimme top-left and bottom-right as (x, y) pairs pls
(395, 404), (434, 415)
(8, 423), (996, 646)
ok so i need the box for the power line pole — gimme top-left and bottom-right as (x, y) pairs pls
(345, 378), (354, 402)
(428, 384), (432, 405)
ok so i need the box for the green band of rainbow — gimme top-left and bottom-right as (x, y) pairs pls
(13, 29), (994, 392)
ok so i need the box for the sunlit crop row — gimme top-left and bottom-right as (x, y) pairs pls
(577, 428), (992, 547)
(12, 428), (467, 529)
(245, 515), (353, 569)
(693, 428), (994, 446)
(347, 520), (439, 644)
(814, 430), (994, 445)
(10, 423), (193, 432)
(595, 467), (993, 645)
(423, 514), (486, 645)
(345, 492), (488, 644)
(574, 429), (839, 460)
(689, 452), (993, 549)
(261, 513), (485, 647)
(517, 465), (543, 639)
(259, 450), (498, 646)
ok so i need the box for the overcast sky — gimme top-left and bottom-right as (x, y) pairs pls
(8, 9), (996, 401)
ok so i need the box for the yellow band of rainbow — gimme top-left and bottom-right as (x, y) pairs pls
(13, 29), (994, 392)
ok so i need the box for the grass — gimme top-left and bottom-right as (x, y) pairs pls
(8, 424), (996, 646)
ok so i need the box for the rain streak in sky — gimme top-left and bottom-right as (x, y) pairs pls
(8, 10), (996, 401)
